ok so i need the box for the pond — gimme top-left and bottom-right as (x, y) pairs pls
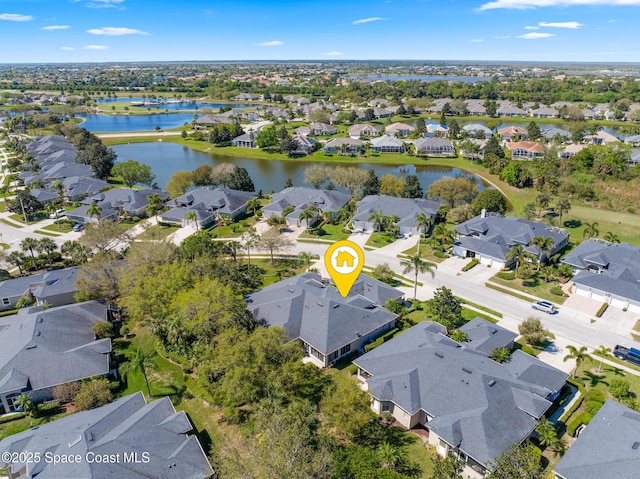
(77, 113), (195, 132)
(94, 98), (254, 111)
(111, 142), (487, 194)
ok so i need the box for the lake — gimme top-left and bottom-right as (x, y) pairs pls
(111, 142), (486, 194)
(95, 98), (254, 111)
(77, 113), (195, 132)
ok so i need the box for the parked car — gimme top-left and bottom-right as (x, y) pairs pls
(613, 344), (640, 366)
(72, 223), (84, 232)
(532, 300), (556, 314)
(49, 208), (66, 219)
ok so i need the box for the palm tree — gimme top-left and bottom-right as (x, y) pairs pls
(414, 212), (432, 247)
(378, 442), (405, 471)
(7, 251), (25, 276)
(45, 203), (61, 228)
(529, 236), (555, 272)
(594, 345), (611, 373)
(563, 344), (589, 379)
(241, 229), (259, 271)
(15, 393), (37, 417)
(51, 180), (65, 205)
(20, 237), (39, 262)
(603, 231), (620, 244)
(490, 347), (511, 363)
(184, 210), (198, 229)
(401, 254), (437, 300)
(146, 193), (162, 225)
(432, 223), (456, 247)
(298, 207), (316, 228)
(298, 251), (319, 272)
(582, 221), (599, 239)
(506, 244), (528, 270)
(86, 202), (102, 221)
(368, 209), (385, 232)
(246, 198), (261, 216)
(536, 417), (558, 448)
(120, 347), (155, 398)
(61, 240), (90, 265)
(555, 197), (571, 222)
(38, 237), (58, 270)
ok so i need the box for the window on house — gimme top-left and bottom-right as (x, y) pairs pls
(339, 344), (351, 356)
(381, 401), (391, 412)
(2, 298), (9, 306)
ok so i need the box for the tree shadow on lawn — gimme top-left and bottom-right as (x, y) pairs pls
(563, 219), (582, 229)
(582, 370), (609, 388)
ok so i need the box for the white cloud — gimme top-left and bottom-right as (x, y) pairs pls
(479, 0), (640, 11)
(42, 25), (70, 30)
(0, 13), (33, 22)
(471, 38), (484, 42)
(608, 19), (618, 22)
(539, 21), (583, 28)
(256, 40), (283, 46)
(352, 17), (388, 25)
(85, 0), (125, 8)
(87, 27), (147, 36)
(60, 46), (75, 51)
(518, 32), (555, 38)
(325, 51), (343, 56)
(82, 44), (109, 50)
(524, 25), (540, 29)
(494, 35), (512, 38)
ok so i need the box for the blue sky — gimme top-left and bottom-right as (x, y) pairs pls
(1, 0), (639, 63)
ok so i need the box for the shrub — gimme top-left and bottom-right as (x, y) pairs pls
(496, 271), (516, 280)
(519, 317), (549, 345)
(434, 250), (448, 259)
(53, 381), (81, 404)
(92, 320), (113, 339)
(550, 286), (566, 296)
(610, 379), (631, 400)
(595, 303), (608, 317)
(462, 258), (479, 272)
(74, 378), (113, 411)
(567, 412), (593, 437)
(585, 400), (604, 416)
(0, 412), (26, 424)
(585, 389), (606, 403)
(346, 364), (358, 376)
(119, 325), (129, 337)
(521, 344), (536, 356)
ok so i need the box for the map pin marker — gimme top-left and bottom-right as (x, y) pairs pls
(324, 240), (365, 297)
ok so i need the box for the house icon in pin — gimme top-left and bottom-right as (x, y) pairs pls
(335, 250), (356, 268)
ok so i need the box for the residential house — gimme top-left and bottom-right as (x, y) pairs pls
(354, 320), (567, 479)
(20, 162), (94, 187)
(465, 99), (486, 116)
(323, 138), (363, 156)
(625, 134), (640, 146)
(373, 107), (393, 118)
(246, 272), (400, 367)
(193, 114), (233, 128)
(294, 125), (311, 136)
(541, 127), (572, 142)
(29, 188), (58, 204)
(0, 266), (79, 310)
(27, 135), (77, 162)
(309, 122), (337, 136)
(0, 392), (213, 479)
(233, 92), (262, 101)
(66, 204), (119, 224)
(629, 149), (640, 166)
(496, 103), (527, 117)
(530, 106), (559, 118)
(561, 239), (640, 313)
(553, 400), (640, 479)
(584, 130), (619, 145)
(415, 137), (455, 156)
(462, 123), (492, 137)
(368, 98), (390, 107)
(581, 108), (599, 120)
(385, 122), (415, 137)
(67, 188), (168, 224)
(497, 125), (528, 142)
(453, 213), (569, 269)
(352, 195), (440, 235)
(459, 139), (487, 160)
(290, 134), (318, 155)
(348, 124), (380, 138)
(62, 176), (110, 201)
(426, 123), (449, 137)
(370, 134), (405, 153)
(231, 131), (257, 148)
(262, 187), (350, 227)
(161, 187), (253, 228)
(507, 141), (545, 160)
(425, 98), (454, 114)
(459, 317), (517, 355)
(559, 144), (586, 159)
(0, 301), (112, 413)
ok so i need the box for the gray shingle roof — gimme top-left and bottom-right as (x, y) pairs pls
(554, 400), (640, 479)
(0, 392), (213, 479)
(0, 266), (79, 302)
(353, 195), (440, 227)
(263, 187), (350, 214)
(0, 301), (111, 397)
(354, 322), (567, 467)
(562, 240), (640, 303)
(85, 188), (169, 213)
(246, 273), (399, 356)
(455, 215), (568, 262)
(167, 187), (253, 216)
(459, 317), (517, 355)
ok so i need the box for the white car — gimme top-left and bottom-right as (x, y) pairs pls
(49, 209), (66, 219)
(532, 300), (556, 314)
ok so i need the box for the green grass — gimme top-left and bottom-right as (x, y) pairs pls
(0, 217), (23, 228)
(490, 274), (568, 304)
(400, 241), (448, 263)
(455, 296), (503, 318)
(299, 223), (350, 242)
(42, 220), (75, 233)
(34, 229), (61, 237)
(569, 356), (640, 407)
(0, 200), (6, 212)
(0, 243), (9, 250)
(135, 224), (180, 241)
(485, 281), (533, 303)
(514, 338), (552, 357)
(366, 231), (397, 248)
(0, 403), (70, 440)
(204, 214), (258, 238)
(405, 434), (435, 478)
(461, 306), (498, 323)
(253, 257), (308, 287)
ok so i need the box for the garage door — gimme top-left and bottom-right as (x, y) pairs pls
(611, 297), (627, 309)
(479, 255), (492, 266)
(574, 285), (591, 298)
(590, 291), (606, 303)
(628, 302), (640, 314)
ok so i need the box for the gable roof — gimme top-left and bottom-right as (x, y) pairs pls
(0, 301), (111, 397)
(246, 272), (399, 356)
(85, 188), (169, 213)
(353, 195), (441, 227)
(385, 122), (415, 134)
(354, 321), (567, 467)
(0, 266), (79, 302)
(554, 400), (640, 479)
(167, 187), (253, 216)
(562, 240), (640, 303)
(370, 134), (405, 148)
(507, 141), (545, 154)
(0, 392), (213, 479)
(264, 187), (350, 213)
(459, 317), (518, 355)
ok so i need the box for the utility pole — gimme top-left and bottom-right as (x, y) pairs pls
(18, 192), (28, 224)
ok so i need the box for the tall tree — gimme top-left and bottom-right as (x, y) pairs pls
(303, 164), (330, 189)
(119, 347), (155, 397)
(486, 441), (544, 479)
(86, 202), (102, 221)
(506, 244), (528, 270)
(228, 166), (255, 192)
(111, 160), (156, 188)
(362, 169), (381, 196)
(368, 210), (385, 232)
(527, 121), (541, 141)
(555, 197), (571, 222)
(427, 176), (478, 208)
(146, 193), (163, 224)
(582, 221), (600, 239)
(401, 254), (437, 300)
(258, 227), (295, 263)
(564, 345), (589, 379)
(529, 236), (555, 271)
(166, 170), (193, 198)
(425, 286), (463, 332)
(20, 237), (39, 263)
(402, 174), (423, 198)
(38, 237), (58, 269)
(594, 345), (611, 373)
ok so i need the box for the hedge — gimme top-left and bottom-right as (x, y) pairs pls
(595, 303), (609, 318)
(585, 389), (606, 403)
(585, 400), (604, 416)
(433, 250), (449, 259)
(364, 328), (400, 352)
(0, 308), (19, 317)
(496, 271), (516, 280)
(0, 412), (25, 424)
(567, 412), (593, 437)
(550, 286), (567, 297)
(462, 258), (479, 272)
(559, 377), (586, 424)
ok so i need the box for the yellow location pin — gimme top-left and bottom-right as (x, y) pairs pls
(324, 240), (365, 297)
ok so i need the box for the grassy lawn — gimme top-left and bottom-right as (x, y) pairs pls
(0, 200), (6, 212)
(0, 217), (23, 228)
(405, 435), (435, 478)
(0, 403), (70, 440)
(490, 274), (568, 304)
(9, 212), (47, 224)
(253, 257), (308, 287)
(204, 214), (258, 238)
(400, 241), (449, 263)
(42, 220), (75, 233)
(366, 231), (397, 248)
(514, 338), (552, 357)
(135, 224), (180, 241)
(455, 297), (503, 318)
(299, 223), (350, 242)
(402, 302), (496, 327)
(34, 229), (61, 237)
